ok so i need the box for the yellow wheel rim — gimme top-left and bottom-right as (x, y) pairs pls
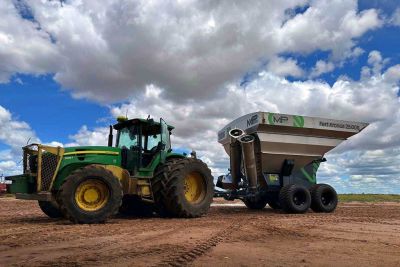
(184, 172), (206, 204)
(75, 179), (110, 212)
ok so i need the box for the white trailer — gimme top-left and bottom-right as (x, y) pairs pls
(216, 112), (368, 213)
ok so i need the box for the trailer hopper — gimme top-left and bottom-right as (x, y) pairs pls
(216, 111), (368, 213)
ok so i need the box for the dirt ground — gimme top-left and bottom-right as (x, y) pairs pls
(0, 198), (399, 267)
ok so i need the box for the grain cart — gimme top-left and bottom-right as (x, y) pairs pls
(216, 112), (368, 213)
(6, 117), (214, 223)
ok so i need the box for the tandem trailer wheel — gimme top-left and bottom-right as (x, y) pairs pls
(310, 184), (338, 213)
(279, 184), (311, 213)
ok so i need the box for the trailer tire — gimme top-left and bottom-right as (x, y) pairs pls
(119, 195), (154, 217)
(279, 184), (311, 213)
(243, 197), (268, 210)
(152, 158), (214, 218)
(38, 200), (63, 218)
(310, 184), (338, 213)
(57, 165), (123, 224)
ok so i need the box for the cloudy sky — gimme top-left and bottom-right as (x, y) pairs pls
(1, 0), (400, 193)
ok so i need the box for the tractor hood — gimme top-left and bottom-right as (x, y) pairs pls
(61, 146), (121, 168)
(64, 146), (121, 156)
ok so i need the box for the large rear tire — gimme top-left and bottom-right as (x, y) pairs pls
(152, 158), (214, 218)
(279, 184), (311, 214)
(243, 197), (268, 210)
(119, 195), (154, 217)
(57, 165), (123, 224)
(38, 200), (63, 218)
(310, 184), (338, 213)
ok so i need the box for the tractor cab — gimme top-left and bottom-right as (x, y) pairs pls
(112, 117), (173, 175)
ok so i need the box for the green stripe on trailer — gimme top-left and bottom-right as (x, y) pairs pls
(300, 167), (316, 183)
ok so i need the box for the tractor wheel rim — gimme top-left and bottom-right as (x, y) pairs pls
(75, 179), (110, 212)
(184, 172), (206, 204)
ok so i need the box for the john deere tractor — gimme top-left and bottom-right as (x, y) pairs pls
(6, 117), (214, 224)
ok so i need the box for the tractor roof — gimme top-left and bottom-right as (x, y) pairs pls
(113, 118), (174, 131)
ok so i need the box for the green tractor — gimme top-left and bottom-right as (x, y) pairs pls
(6, 117), (214, 224)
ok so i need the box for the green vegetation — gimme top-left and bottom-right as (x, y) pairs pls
(339, 194), (400, 202)
(0, 194), (15, 198)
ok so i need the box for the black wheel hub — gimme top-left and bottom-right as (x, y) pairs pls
(293, 191), (307, 206)
(321, 191), (334, 206)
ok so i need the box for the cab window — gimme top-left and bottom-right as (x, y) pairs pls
(146, 134), (161, 151)
(117, 126), (139, 148)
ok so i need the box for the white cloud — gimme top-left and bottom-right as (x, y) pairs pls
(0, 105), (40, 152)
(275, 2), (381, 60)
(107, 52), (400, 192)
(0, 105), (41, 175)
(318, 148), (400, 194)
(66, 126), (110, 147)
(0, 0), (382, 103)
(383, 64), (400, 83)
(348, 46), (365, 59)
(310, 60), (335, 78)
(389, 8), (400, 26)
(367, 50), (383, 65)
(0, 161), (16, 174)
(368, 50), (384, 74)
(266, 57), (304, 78)
(0, 1), (59, 83)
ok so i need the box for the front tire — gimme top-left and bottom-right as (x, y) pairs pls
(152, 158), (214, 218)
(57, 165), (123, 224)
(279, 184), (311, 214)
(38, 200), (63, 218)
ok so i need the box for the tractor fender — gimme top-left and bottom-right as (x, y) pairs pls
(53, 163), (131, 193)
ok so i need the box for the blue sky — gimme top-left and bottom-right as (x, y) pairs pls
(0, 75), (110, 144)
(0, 0), (400, 193)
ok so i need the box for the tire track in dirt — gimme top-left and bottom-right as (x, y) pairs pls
(154, 220), (246, 267)
(2, 226), (184, 267)
(0, 216), (185, 251)
(2, 200), (400, 267)
(240, 216), (400, 250)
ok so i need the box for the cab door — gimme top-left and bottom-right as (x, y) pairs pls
(160, 118), (170, 163)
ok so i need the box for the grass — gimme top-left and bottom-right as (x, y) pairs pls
(0, 193), (15, 198)
(339, 194), (400, 202)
